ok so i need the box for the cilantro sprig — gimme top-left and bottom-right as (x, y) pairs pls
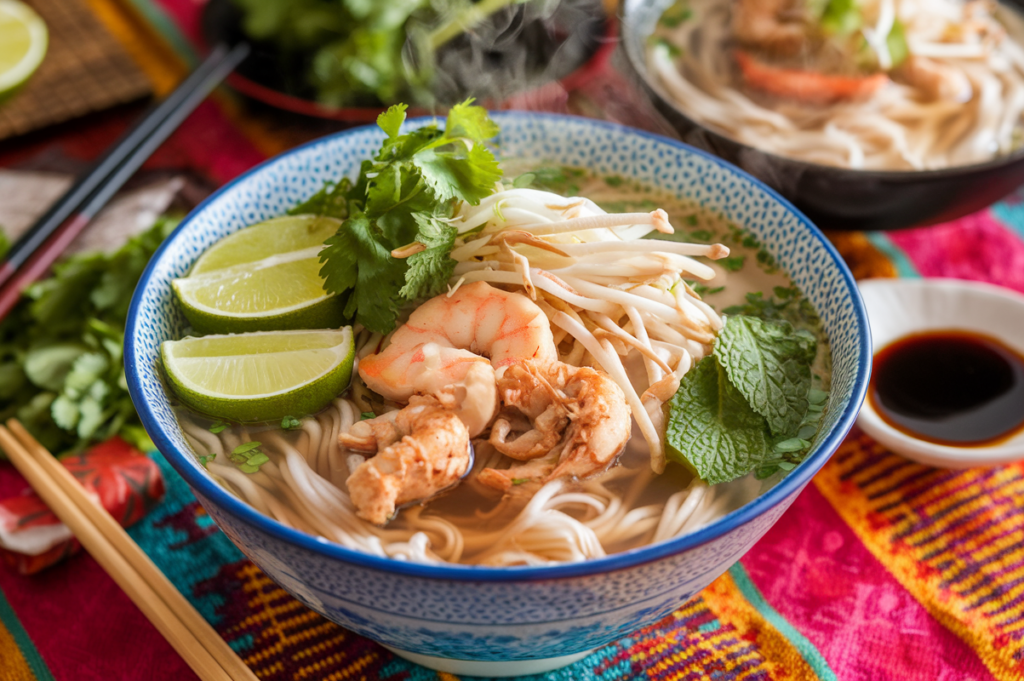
(310, 100), (501, 334)
(0, 217), (178, 455)
(666, 315), (823, 485)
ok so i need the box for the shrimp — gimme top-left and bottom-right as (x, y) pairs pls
(342, 396), (471, 525)
(732, 0), (809, 57)
(358, 281), (558, 436)
(477, 360), (632, 493)
(354, 282), (633, 501)
(734, 49), (889, 104)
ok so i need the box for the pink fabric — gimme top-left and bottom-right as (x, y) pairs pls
(740, 481), (997, 681)
(888, 211), (1024, 295)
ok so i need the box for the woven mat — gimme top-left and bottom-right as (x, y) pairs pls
(0, 0), (154, 140)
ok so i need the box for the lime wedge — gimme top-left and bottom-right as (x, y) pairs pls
(161, 327), (354, 422)
(0, 0), (47, 101)
(173, 215), (345, 333)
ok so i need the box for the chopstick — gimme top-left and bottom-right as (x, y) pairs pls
(0, 42), (250, 322)
(0, 421), (259, 681)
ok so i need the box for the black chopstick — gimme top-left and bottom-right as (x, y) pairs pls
(0, 42), (250, 321)
(0, 42), (250, 292)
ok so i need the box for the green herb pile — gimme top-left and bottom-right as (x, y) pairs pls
(665, 312), (826, 484)
(0, 217), (177, 455)
(231, 0), (538, 108)
(296, 100), (501, 335)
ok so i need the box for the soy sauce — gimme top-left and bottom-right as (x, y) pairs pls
(869, 331), (1024, 446)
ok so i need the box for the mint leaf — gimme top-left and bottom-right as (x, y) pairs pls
(665, 357), (772, 485)
(716, 316), (817, 438)
(232, 441), (262, 454)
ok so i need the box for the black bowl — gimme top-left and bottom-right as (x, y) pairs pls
(201, 0), (613, 124)
(620, 0), (1024, 231)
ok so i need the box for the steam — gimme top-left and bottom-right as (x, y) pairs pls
(406, 0), (608, 108)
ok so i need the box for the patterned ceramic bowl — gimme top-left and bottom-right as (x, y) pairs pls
(125, 113), (871, 677)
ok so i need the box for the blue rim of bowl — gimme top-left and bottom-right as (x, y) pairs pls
(125, 111), (872, 582)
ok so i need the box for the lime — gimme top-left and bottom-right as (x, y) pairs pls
(0, 0), (47, 101)
(173, 215), (345, 333)
(161, 327), (354, 422)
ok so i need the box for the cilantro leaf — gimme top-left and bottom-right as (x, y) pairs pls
(665, 357), (772, 485)
(288, 178), (354, 221)
(377, 103), (408, 139)
(0, 216), (179, 456)
(319, 211), (406, 334)
(416, 143), (502, 204)
(444, 100), (501, 142)
(399, 212), (458, 300)
(315, 101), (501, 334)
(716, 316), (817, 438)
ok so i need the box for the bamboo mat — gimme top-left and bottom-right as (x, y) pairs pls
(0, 0), (152, 140)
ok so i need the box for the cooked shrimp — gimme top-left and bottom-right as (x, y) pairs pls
(732, 0), (808, 57)
(478, 360), (632, 493)
(342, 396), (471, 525)
(734, 49), (890, 104)
(357, 282), (632, 500)
(358, 281), (558, 436)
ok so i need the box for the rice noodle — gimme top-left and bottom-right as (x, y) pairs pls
(200, 399), (756, 566)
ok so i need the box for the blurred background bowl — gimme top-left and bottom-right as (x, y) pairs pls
(200, 0), (616, 124)
(125, 112), (870, 676)
(620, 0), (1024, 232)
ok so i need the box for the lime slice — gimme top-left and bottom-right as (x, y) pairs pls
(173, 215), (345, 333)
(0, 0), (47, 101)
(161, 327), (354, 422)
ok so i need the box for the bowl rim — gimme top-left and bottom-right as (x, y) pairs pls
(618, 0), (1024, 181)
(125, 111), (872, 582)
(857, 277), (1024, 466)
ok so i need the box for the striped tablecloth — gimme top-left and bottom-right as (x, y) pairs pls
(4, 0), (1024, 678)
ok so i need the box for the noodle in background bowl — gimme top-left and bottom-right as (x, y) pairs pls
(620, 0), (1024, 232)
(125, 113), (871, 676)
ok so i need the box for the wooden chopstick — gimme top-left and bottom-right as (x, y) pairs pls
(0, 422), (258, 681)
(0, 42), (250, 322)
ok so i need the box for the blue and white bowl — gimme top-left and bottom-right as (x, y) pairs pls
(125, 112), (871, 676)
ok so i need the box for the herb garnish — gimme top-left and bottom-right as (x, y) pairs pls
(229, 441), (270, 474)
(666, 315), (823, 484)
(312, 100), (502, 334)
(280, 416), (302, 430)
(0, 217), (177, 455)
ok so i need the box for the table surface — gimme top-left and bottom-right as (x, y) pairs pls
(3, 1), (1024, 680)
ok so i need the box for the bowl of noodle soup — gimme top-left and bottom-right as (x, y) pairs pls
(125, 112), (870, 675)
(621, 0), (1024, 230)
